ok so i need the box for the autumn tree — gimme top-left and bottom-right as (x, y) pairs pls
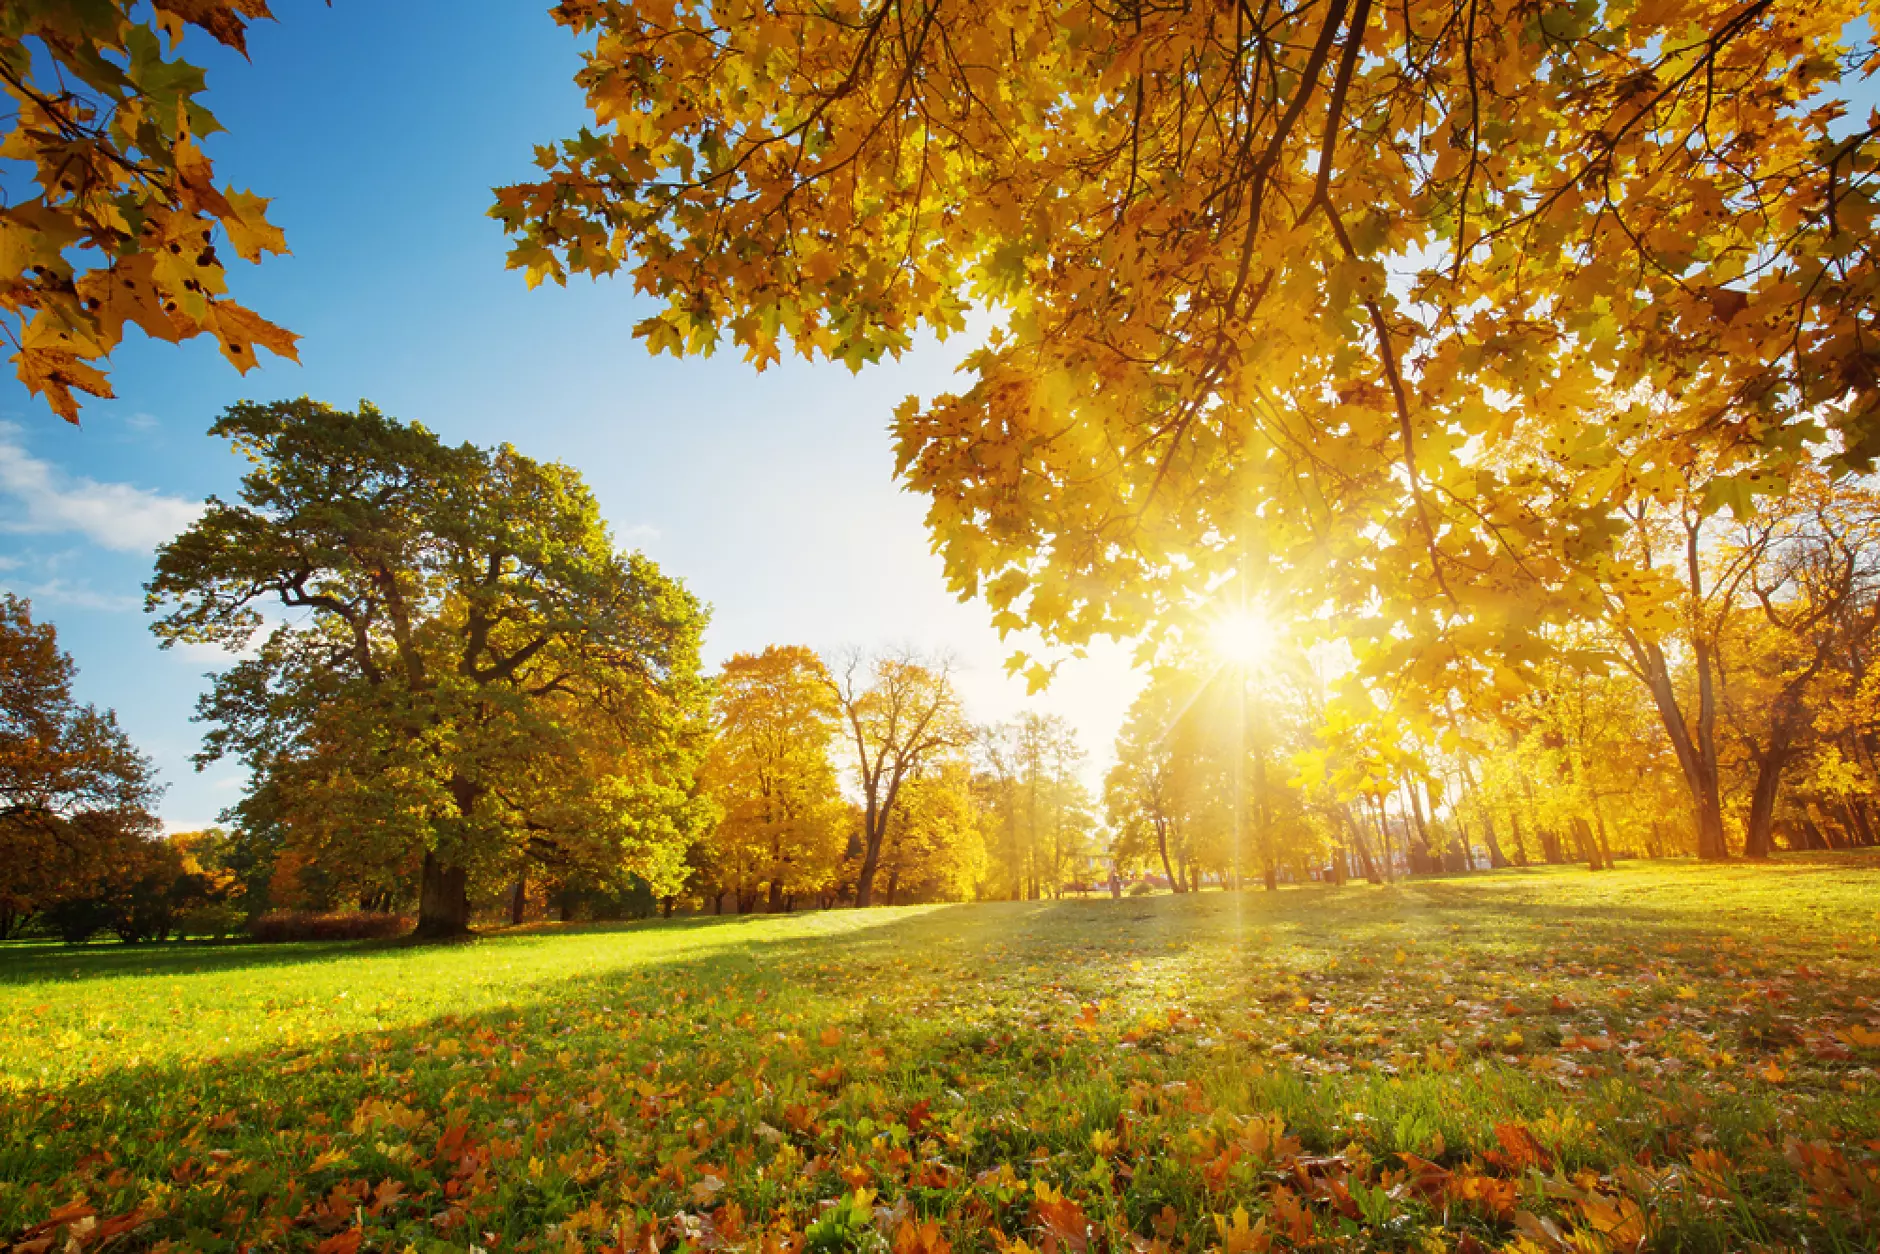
(1715, 476), (1880, 856)
(700, 645), (847, 912)
(978, 714), (1094, 899)
(874, 758), (985, 905)
(148, 399), (712, 937)
(0, 593), (164, 937)
(827, 647), (968, 907)
(2, 2), (297, 423)
(499, 1), (1879, 713)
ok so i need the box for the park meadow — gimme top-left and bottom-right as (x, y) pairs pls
(4, 860), (1879, 1254)
(9, 2), (1880, 1253)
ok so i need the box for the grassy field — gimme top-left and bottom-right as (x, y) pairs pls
(3, 859), (1878, 1253)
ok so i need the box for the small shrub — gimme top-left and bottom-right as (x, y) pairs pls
(179, 901), (246, 940)
(44, 898), (117, 944)
(248, 912), (410, 943)
(1129, 881), (1155, 897)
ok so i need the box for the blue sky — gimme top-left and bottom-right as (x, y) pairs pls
(0, 2), (1140, 829)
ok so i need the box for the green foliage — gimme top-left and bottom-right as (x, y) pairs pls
(146, 399), (713, 932)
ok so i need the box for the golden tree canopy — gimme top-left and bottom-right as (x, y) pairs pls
(497, 0), (1880, 694)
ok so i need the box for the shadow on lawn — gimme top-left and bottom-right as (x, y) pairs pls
(0, 903), (997, 1180)
(6, 874), (1875, 1169)
(6, 853), (1860, 988)
(0, 903), (959, 986)
(0, 937), (430, 986)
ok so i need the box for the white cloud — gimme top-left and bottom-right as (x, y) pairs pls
(0, 422), (203, 552)
(619, 522), (662, 545)
(0, 577), (140, 612)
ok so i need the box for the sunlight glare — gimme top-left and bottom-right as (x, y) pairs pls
(1209, 608), (1277, 668)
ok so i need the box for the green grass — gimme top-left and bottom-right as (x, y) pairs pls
(4, 857), (1879, 1253)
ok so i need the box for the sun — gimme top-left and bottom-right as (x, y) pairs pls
(1208, 607), (1277, 668)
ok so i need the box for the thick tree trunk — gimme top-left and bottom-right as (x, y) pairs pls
(1845, 798), (1878, 846)
(1539, 826), (1564, 864)
(1480, 816), (1510, 868)
(766, 875), (785, 913)
(508, 874), (526, 926)
(1743, 751), (1787, 859)
(1632, 637), (1729, 859)
(1569, 816), (1604, 871)
(415, 851), (472, 938)
(854, 807), (887, 907)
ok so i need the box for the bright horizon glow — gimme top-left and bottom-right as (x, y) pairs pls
(1209, 607), (1278, 668)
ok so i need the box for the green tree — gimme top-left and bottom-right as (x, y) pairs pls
(147, 399), (712, 937)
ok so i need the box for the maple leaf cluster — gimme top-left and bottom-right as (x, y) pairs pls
(0, 1), (296, 422)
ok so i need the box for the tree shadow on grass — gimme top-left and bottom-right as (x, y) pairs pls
(0, 904), (964, 986)
(6, 878), (1879, 1252)
(7, 883), (1872, 1254)
(0, 937), (426, 986)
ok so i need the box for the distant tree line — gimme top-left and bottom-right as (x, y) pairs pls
(8, 403), (1880, 944)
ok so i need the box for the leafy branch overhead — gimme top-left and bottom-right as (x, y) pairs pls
(0, 1), (297, 423)
(494, 0), (1880, 693)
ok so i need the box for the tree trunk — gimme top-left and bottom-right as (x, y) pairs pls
(1569, 816), (1603, 871)
(854, 812), (885, 907)
(1368, 793), (1396, 881)
(1480, 815), (1510, 869)
(1452, 748), (1510, 868)
(1743, 750), (1788, 859)
(415, 851), (472, 938)
(508, 873), (527, 926)
(1631, 636), (1729, 859)
(1845, 798), (1878, 846)
(1156, 819), (1184, 893)
(1591, 805), (1616, 870)
(1405, 781), (1433, 874)
(766, 875), (785, 913)
(1341, 806), (1380, 883)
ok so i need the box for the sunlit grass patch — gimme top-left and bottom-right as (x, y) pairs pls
(3, 857), (1878, 1252)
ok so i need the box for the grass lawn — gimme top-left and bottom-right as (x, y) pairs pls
(3, 858), (1878, 1253)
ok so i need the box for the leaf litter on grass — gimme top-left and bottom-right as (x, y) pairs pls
(2, 858), (1879, 1253)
